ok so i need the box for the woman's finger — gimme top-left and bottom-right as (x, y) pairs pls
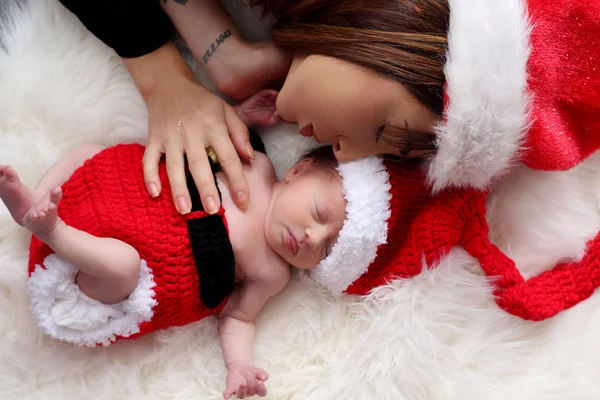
(185, 141), (221, 215)
(225, 104), (253, 161)
(164, 142), (192, 214)
(142, 142), (164, 198)
(210, 125), (250, 210)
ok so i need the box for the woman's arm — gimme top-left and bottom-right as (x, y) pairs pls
(58, 1), (255, 214)
(162, 0), (291, 101)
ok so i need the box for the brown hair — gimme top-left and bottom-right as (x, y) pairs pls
(250, 0), (449, 158)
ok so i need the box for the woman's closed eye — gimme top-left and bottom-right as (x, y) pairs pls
(375, 123), (386, 143)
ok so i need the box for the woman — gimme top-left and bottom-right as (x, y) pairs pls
(245, 0), (600, 191)
(58, 0), (291, 215)
(61, 0), (600, 213)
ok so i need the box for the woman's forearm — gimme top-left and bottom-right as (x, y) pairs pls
(123, 42), (195, 101)
(161, 0), (246, 66)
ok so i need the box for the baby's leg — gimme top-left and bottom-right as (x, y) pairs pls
(30, 201), (140, 305)
(0, 165), (36, 226)
(33, 144), (105, 199)
(25, 185), (141, 304)
(1, 144), (141, 304)
(0, 144), (104, 226)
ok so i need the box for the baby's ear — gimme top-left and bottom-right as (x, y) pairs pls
(283, 158), (313, 182)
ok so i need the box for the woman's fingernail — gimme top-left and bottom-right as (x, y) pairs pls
(177, 196), (190, 214)
(236, 190), (249, 206)
(245, 142), (255, 160)
(148, 182), (159, 198)
(205, 196), (218, 214)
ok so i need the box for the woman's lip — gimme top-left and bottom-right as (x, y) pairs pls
(300, 123), (320, 143)
(284, 229), (299, 255)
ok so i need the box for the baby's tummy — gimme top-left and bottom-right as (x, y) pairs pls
(57, 144), (191, 262)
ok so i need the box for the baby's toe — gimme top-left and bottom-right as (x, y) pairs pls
(50, 187), (62, 204)
(2, 166), (18, 182)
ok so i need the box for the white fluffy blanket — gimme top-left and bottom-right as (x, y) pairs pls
(1, 1), (600, 399)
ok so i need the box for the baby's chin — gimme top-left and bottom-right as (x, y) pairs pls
(287, 257), (319, 270)
(271, 245), (314, 269)
(264, 223), (292, 264)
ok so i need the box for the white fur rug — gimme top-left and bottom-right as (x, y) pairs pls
(1, 1), (600, 399)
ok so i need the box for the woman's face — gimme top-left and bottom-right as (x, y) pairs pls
(276, 55), (440, 161)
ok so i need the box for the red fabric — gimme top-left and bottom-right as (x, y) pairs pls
(345, 164), (467, 294)
(28, 144), (227, 343)
(347, 163), (600, 321)
(522, 0), (600, 171)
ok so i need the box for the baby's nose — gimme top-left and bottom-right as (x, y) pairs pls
(306, 227), (325, 250)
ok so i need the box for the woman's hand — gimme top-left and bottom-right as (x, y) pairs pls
(125, 43), (253, 214)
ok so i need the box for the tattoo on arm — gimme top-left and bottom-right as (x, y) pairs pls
(202, 29), (233, 64)
(162, 0), (188, 4)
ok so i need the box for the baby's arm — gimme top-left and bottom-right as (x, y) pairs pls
(218, 273), (289, 399)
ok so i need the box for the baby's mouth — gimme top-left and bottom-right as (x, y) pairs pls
(284, 229), (299, 255)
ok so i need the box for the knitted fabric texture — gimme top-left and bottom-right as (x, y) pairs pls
(184, 167), (235, 309)
(522, 0), (600, 171)
(28, 144), (232, 343)
(346, 162), (600, 321)
(427, 0), (600, 190)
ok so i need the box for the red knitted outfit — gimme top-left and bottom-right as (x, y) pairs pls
(28, 144), (229, 344)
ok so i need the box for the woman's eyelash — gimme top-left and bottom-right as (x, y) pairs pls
(376, 123), (387, 143)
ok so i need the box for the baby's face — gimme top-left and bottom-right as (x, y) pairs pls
(264, 159), (346, 269)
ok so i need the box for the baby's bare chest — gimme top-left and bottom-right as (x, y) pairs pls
(216, 175), (277, 280)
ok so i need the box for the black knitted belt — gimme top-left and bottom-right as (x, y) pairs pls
(184, 130), (265, 309)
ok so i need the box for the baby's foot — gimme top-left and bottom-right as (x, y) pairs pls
(233, 89), (279, 127)
(206, 40), (291, 101)
(23, 186), (63, 238)
(0, 165), (35, 226)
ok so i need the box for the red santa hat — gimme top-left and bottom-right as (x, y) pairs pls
(311, 156), (600, 321)
(424, 0), (600, 192)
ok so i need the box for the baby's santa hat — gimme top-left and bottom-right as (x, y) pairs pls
(425, 0), (600, 192)
(311, 156), (600, 321)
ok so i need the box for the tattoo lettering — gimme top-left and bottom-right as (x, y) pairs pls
(162, 0), (188, 4)
(202, 29), (233, 64)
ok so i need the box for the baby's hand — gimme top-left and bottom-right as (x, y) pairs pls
(224, 362), (269, 399)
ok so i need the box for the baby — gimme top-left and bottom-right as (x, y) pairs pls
(0, 91), (346, 400)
